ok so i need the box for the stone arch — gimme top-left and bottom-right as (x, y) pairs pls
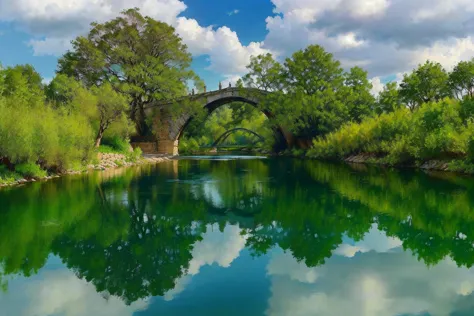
(211, 128), (265, 147)
(142, 88), (293, 155)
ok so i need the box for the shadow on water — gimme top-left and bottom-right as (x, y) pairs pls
(2, 157), (474, 314)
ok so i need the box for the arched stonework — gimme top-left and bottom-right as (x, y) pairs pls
(211, 128), (265, 147)
(137, 87), (292, 155)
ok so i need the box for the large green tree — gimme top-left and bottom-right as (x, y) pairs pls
(264, 45), (348, 141)
(57, 8), (200, 135)
(342, 66), (376, 122)
(376, 82), (401, 114)
(400, 61), (450, 111)
(283, 45), (344, 95)
(449, 59), (474, 100)
(242, 53), (284, 91)
(2, 64), (44, 106)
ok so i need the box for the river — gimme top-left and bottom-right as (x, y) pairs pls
(1, 156), (474, 315)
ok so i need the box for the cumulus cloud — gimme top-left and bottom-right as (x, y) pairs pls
(175, 18), (269, 74)
(0, 260), (149, 316)
(264, 0), (474, 86)
(370, 77), (384, 96)
(0, 0), (266, 81)
(4, 0), (474, 89)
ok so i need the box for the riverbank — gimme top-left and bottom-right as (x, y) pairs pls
(343, 154), (474, 174)
(276, 149), (474, 175)
(0, 153), (174, 188)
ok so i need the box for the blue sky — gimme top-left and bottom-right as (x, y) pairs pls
(1, 0), (474, 94)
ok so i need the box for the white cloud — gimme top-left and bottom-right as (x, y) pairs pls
(370, 77), (384, 96)
(263, 0), (474, 78)
(41, 77), (53, 85)
(175, 18), (270, 75)
(221, 75), (242, 88)
(4, 0), (474, 89)
(0, 260), (149, 316)
(28, 37), (72, 56)
(0, 0), (267, 81)
(228, 9), (240, 16)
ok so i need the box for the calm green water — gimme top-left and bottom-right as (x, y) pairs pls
(1, 156), (474, 315)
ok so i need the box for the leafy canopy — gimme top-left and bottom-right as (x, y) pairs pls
(57, 8), (201, 135)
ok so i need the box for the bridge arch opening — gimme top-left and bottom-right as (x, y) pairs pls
(149, 88), (293, 155)
(211, 128), (265, 148)
(176, 96), (288, 154)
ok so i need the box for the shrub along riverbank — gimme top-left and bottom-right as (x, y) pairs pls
(308, 98), (474, 171)
(0, 64), (143, 185)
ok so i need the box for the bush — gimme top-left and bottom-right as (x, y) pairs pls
(126, 147), (143, 162)
(0, 165), (22, 184)
(309, 98), (473, 165)
(15, 163), (47, 178)
(179, 137), (200, 154)
(308, 108), (411, 160)
(101, 136), (131, 153)
(0, 98), (94, 171)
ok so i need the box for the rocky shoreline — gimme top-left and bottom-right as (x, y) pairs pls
(0, 153), (175, 188)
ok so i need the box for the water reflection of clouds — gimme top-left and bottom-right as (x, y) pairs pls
(333, 223), (402, 257)
(265, 226), (474, 316)
(0, 260), (149, 316)
(202, 182), (224, 208)
(164, 223), (247, 301)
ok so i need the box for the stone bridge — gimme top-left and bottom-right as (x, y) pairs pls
(211, 127), (265, 147)
(133, 87), (294, 155)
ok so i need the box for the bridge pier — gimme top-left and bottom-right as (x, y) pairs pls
(156, 139), (179, 155)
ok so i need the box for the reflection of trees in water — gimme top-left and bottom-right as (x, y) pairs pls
(3, 159), (474, 303)
(304, 161), (474, 267)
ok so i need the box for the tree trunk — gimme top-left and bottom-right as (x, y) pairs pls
(95, 128), (105, 148)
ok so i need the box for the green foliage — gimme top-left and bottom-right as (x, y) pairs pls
(241, 45), (375, 141)
(0, 88), (95, 170)
(342, 66), (376, 122)
(242, 53), (284, 91)
(91, 83), (131, 147)
(376, 82), (401, 114)
(284, 45), (344, 95)
(258, 45), (348, 140)
(57, 8), (200, 136)
(101, 136), (131, 153)
(459, 98), (474, 122)
(400, 61), (450, 111)
(2, 64), (44, 106)
(15, 163), (47, 178)
(0, 165), (22, 184)
(179, 137), (200, 154)
(126, 147), (143, 162)
(180, 102), (274, 152)
(309, 98), (473, 165)
(449, 58), (474, 100)
(268, 90), (348, 139)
